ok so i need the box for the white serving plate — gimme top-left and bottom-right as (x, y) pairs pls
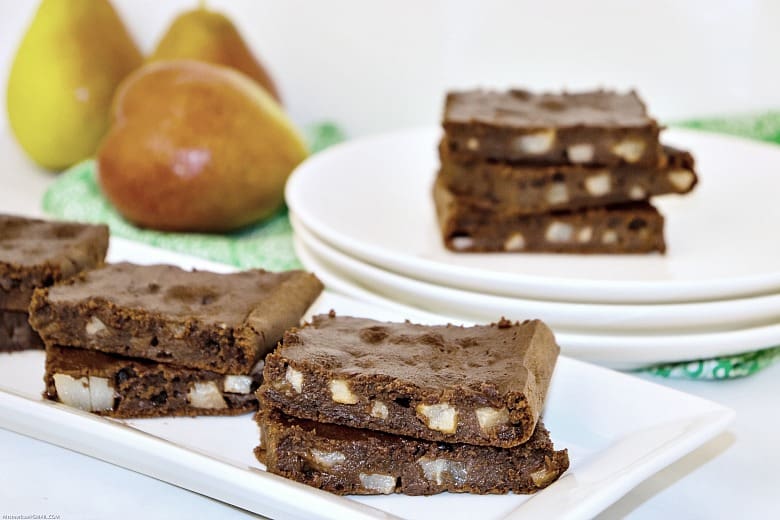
(292, 214), (780, 333)
(286, 126), (780, 304)
(294, 234), (780, 369)
(0, 238), (734, 519)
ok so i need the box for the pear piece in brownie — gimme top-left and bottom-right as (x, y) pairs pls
(0, 214), (108, 351)
(259, 313), (559, 448)
(439, 143), (697, 216)
(434, 177), (666, 254)
(30, 262), (324, 373)
(44, 345), (261, 417)
(255, 408), (569, 495)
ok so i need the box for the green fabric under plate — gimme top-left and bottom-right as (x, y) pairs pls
(42, 116), (780, 380)
(643, 345), (780, 380)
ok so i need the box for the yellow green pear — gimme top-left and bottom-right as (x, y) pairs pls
(150, 3), (281, 103)
(6, 0), (142, 170)
(97, 60), (307, 232)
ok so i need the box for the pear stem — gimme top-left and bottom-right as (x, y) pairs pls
(198, 0), (207, 9)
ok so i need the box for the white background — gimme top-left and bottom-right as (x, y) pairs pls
(1, 0), (780, 138)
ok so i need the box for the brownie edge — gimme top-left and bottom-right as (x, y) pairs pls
(255, 408), (569, 495)
(433, 177), (667, 254)
(29, 263), (324, 373)
(0, 215), (109, 311)
(44, 345), (259, 418)
(259, 314), (559, 448)
(439, 143), (698, 215)
(0, 311), (44, 352)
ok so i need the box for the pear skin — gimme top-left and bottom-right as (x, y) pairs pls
(150, 6), (281, 103)
(97, 60), (307, 233)
(7, 0), (142, 170)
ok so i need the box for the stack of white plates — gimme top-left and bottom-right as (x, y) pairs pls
(286, 127), (780, 369)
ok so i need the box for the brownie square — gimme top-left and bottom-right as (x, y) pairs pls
(0, 214), (108, 312)
(259, 314), (559, 448)
(439, 143), (697, 215)
(443, 89), (662, 166)
(29, 263), (324, 374)
(433, 177), (666, 254)
(0, 310), (43, 352)
(255, 408), (569, 495)
(44, 345), (259, 417)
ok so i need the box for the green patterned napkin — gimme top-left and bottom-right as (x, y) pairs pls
(42, 117), (780, 379)
(677, 111), (780, 145)
(643, 346), (780, 380)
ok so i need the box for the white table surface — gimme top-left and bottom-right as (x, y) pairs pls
(1, 128), (778, 520)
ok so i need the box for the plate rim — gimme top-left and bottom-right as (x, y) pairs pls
(286, 126), (780, 304)
(291, 213), (780, 333)
(293, 233), (780, 368)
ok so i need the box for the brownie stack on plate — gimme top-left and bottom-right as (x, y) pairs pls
(255, 313), (569, 495)
(0, 215), (108, 352)
(28, 262), (323, 417)
(435, 89), (698, 253)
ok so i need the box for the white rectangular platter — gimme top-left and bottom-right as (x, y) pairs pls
(0, 238), (734, 520)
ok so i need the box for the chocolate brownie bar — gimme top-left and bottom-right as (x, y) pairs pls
(439, 143), (697, 215)
(443, 89), (662, 166)
(259, 314), (559, 448)
(44, 345), (259, 417)
(434, 177), (666, 254)
(255, 408), (569, 495)
(0, 214), (108, 311)
(0, 311), (43, 352)
(29, 263), (323, 374)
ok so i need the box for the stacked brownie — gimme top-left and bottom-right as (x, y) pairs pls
(255, 313), (569, 495)
(0, 215), (108, 352)
(29, 262), (323, 417)
(436, 89), (699, 253)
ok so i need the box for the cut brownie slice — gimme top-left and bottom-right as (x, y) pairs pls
(0, 214), (108, 312)
(259, 314), (559, 448)
(29, 263), (323, 374)
(434, 177), (666, 254)
(44, 345), (259, 417)
(439, 143), (697, 215)
(255, 408), (569, 496)
(443, 89), (662, 166)
(0, 311), (43, 352)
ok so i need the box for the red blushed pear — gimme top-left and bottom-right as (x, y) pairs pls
(97, 60), (307, 233)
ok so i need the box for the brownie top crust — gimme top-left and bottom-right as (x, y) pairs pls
(280, 314), (559, 396)
(0, 215), (108, 274)
(0, 214), (109, 268)
(445, 89), (655, 129)
(0, 214), (109, 311)
(40, 262), (320, 326)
